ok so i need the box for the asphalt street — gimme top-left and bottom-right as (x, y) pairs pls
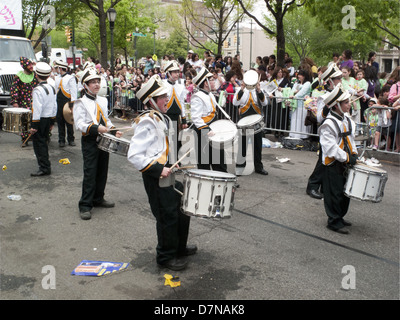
(0, 116), (399, 304)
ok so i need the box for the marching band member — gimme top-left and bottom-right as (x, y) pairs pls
(233, 73), (269, 175)
(30, 62), (57, 177)
(319, 84), (357, 234)
(190, 67), (227, 172)
(54, 60), (77, 147)
(10, 57), (38, 145)
(128, 75), (194, 271)
(73, 68), (122, 220)
(163, 60), (188, 158)
(306, 64), (343, 199)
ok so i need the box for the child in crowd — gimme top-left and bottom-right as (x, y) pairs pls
(363, 100), (378, 148)
(371, 97), (392, 150)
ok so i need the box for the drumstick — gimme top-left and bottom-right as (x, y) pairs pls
(176, 165), (196, 170)
(160, 148), (193, 179)
(21, 133), (31, 147)
(170, 148), (193, 170)
(350, 95), (363, 103)
(109, 126), (132, 131)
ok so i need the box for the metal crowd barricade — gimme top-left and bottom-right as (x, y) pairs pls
(214, 92), (400, 156)
(363, 106), (399, 155)
(108, 85), (145, 116)
(220, 92), (318, 138)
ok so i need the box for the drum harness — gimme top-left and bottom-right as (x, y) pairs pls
(322, 111), (354, 176)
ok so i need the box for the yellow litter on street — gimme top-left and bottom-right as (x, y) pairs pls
(164, 274), (181, 287)
(59, 158), (71, 165)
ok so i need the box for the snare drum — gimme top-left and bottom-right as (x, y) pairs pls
(2, 107), (32, 134)
(237, 114), (264, 135)
(97, 133), (130, 156)
(344, 163), (388, 202)
(208, 119), (238, 149)
(182, 169), (237, 219)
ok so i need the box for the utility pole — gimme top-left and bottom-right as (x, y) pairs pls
(236, 14), (240, 55)
(249, 20), (253, 68)
(72, 18), (76, 70)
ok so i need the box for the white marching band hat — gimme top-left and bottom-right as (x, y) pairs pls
(83, 61), (96, 70)
(321, 64), (342, 82)
(136, 75), (169, 104)
(80, 67), (101, 84)
(54, 60), (69, 69)
(35, 62), (52, 77)
(192, 67), (213, 86)
(164, 60), (180, 73)
(323, 83), (351, 108)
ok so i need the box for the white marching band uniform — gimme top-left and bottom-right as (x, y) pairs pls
(319, 111), (357, 165)
(128, 111), (176, 173)
(190, 89), (218, 130)
(55, 72), (78, 102)
(31, 82), (57, 122)
(73, 94), (114, 135)
(163, 79), (187, 124)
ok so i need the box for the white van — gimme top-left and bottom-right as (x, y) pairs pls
(0, 35), (36, 109)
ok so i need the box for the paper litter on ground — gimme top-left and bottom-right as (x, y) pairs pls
(71, 260), (129, 276)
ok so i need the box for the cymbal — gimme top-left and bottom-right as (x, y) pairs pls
(63, 102), (74, 124)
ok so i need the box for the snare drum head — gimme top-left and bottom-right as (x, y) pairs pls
(101, 133), (130, 143)
(4, 107), (31, 114)
(209, 120), (238, 142)
(187, 169), (236, 180)
(237, 114), (263, 127)
(354, 163), (387, 174)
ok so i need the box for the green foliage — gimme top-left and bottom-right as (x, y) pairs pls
(264, 5), (382, 67)
(305, 0), (400, 49)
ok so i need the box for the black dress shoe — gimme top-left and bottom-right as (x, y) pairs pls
(327, 225), (349, 234)
(80, 211), (92, 220)
(342, 219), (352, 226)
(255, 168), (268, 175)
(181, 245), (198, 256)
(31, 171), (50, 177)
(68, 141), (76, 146)
(93, 200), (115, 208)
(59, 142), (65, 147)
(158, 257), (188, 271)
(307, 189), (323, 199)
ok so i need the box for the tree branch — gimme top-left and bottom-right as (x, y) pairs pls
(236, 0), (276, 35)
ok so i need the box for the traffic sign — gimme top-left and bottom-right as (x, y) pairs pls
(132, 32), (146, 37)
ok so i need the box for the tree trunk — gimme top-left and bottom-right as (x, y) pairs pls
(276, 14), (286, 68)
(98, 8), (108, 68)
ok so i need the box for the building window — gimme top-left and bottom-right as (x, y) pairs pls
(383, 59), (392, 73)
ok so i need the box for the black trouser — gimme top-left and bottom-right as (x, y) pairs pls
(167, 114), (182, 163)
(307, 144), (324, 192)
(32, 118), (52, 174)
(56, 95), (75, 144)
(322, 161), (350, 230)
(79, 135), (109, 212)
(142, 176), (190, 264)
(237, 131), (264, 171)
(195, 127), (227, 172)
